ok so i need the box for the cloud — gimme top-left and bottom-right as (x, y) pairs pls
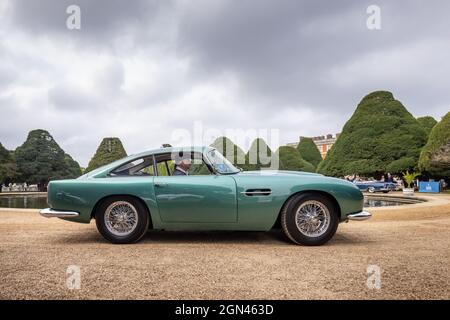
(0, 0), (449, 167)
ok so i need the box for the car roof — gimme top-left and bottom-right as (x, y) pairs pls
(80, 146), (212, 178)
(130, 146), (210, 158)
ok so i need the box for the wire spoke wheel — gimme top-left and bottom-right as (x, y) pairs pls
(104, 201), (139, 237)
(295, 200), (331, 237)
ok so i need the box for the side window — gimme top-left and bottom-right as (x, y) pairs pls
(141, 164), (155, 176)
(110, 157), (155, 176)
(189, 158), (211, 175)
(154, 152), (212, 176)
(156, 160), (174, 176)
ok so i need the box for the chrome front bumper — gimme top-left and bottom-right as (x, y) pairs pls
(347, 210), (372, 221)
(39, 208), (79, 218)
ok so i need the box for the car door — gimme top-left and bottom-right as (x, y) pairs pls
(153, 175), (237, 223)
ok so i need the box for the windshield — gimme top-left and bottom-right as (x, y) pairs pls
(206, 149), (240, 174)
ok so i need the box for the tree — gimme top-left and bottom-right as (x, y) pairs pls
(296, 137), (322, 168)
(386, 157), (417, 174)
(210, 136), (245, 167)
(277, 146), (315, 172)
(417, 116), (437, 138)
(64, 154), (83, 178)
(244, 138), (278, 171)
(403, 170), (421, 188)
(418, 112), (450, 177)
(317, 91), (428, 177)
(14, 130), (82, 184)
(0, 143), (17, 184)
(85, 138), (127, 173)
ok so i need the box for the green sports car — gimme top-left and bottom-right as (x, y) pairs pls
(40, 146), (371, 245)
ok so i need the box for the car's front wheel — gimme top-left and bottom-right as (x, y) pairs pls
(281, 193), (339, 246)
(95, 196), (150, 244)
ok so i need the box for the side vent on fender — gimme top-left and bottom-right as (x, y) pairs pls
(242, 189), (272, 196)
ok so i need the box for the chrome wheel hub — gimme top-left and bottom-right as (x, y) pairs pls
(104, 201), (138, 236)
(295, 200), (330, 237)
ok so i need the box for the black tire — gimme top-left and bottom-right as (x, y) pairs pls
(281, 193), (339, 246)
(368, 187), (376, 193)
(95, 196), (150, 244)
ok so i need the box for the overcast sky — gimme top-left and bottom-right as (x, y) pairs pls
(1, 0), (449, 166)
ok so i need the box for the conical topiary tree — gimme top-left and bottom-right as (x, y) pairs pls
(296, 137), (322, 169)
(63, 154), (83, 178)
(0, 142), (16, 184)
(417, 116), (437, 138)
(85, 138), (127, 173)
(0, 143), (11, 163)
(14, 129), (82, 183)
(244, 138), (279, 171)
(210, 136), (246, 167)
(419, 112), (450, 178)
(277, 146), (315, 172)
(317, 91), (428, 177)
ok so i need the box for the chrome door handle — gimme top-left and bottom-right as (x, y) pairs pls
(155, 182), (168, 187)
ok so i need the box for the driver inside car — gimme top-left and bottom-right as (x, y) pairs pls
(172, 157), (191, 176)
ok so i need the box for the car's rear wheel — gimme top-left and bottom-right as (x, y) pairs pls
(281, 193), (339, 246)
(95, 196), (149, 244)
(368, 187), (376, 193)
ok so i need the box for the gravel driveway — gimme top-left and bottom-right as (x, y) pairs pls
(1, 194), (449, 300)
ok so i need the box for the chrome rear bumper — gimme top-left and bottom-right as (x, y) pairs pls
(39, 208), (79, 218)
(347, 210), (372, 221)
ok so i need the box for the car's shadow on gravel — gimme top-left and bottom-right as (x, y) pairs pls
(139, 229), (371, 246)
(140, 229), (287, 245)
(140, 229), (372, 246)
(54, 229), (287, 245)
(53, 229), (370, 246)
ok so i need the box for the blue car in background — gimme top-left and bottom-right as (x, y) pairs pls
(354, 181), (397, 193)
